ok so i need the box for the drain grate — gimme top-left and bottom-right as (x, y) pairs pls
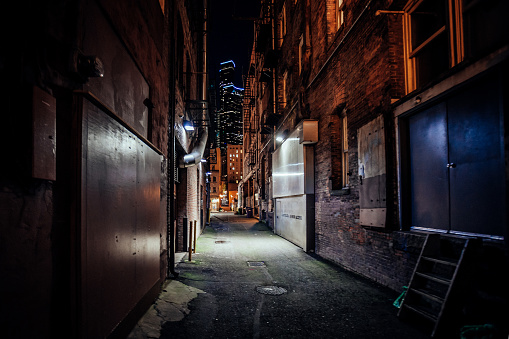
(215, 240), (229, 244)
(255, 285), (287, 296)
(247, 261), (266, 267)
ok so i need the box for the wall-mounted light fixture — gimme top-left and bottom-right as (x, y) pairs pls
(183, 120), (195, 131)
(201, 158), (207, 163)
(276, 129), (289, 143)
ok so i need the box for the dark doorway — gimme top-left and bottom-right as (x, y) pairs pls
(407, 72), (505, 237)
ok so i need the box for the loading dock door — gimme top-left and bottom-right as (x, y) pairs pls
(408, 73), (505, 237)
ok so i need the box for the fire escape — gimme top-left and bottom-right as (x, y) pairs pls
(255, 0), (281, 137)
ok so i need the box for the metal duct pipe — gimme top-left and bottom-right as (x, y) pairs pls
(179, 127), (208, 167)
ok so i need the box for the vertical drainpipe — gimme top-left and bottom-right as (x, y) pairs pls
(167, 0), (179, 278)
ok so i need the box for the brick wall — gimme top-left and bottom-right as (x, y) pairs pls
(305, 0), (420, 291)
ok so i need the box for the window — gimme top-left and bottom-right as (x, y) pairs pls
(336, 0), (344, 30)
(403, 0), (509, 93)
(330, 108), (349, 191)
(282, 71), (288, 107)
(405, 0), (453, 92)
(213, 187), (216, 193)
(278, 4), (287, 46)
(299, 35), (304, 74)
(341, 116), (349, 187)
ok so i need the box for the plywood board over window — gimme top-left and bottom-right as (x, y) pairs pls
(358, 115), (386, 227)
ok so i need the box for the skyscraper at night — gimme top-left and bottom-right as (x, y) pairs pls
(217, 60), (244, 151)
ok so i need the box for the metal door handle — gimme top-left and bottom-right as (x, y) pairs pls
(447, 163), (456, 168)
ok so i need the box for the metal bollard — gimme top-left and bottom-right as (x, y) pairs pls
(193, 220), (197, 253)
(188, 220), (193, 261)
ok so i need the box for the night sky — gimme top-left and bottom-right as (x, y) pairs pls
(208, 0), (260, 88)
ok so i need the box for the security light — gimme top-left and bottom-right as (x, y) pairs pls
(183, 120), (194, 131)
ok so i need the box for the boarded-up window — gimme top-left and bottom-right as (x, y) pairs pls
(358, 115), (386, 227)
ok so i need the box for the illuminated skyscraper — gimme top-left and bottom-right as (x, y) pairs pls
(218, 60), (244, 151)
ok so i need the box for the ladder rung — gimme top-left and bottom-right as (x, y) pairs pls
(421, 256), (458, 266)
(415, 272), (451, 285)
(403, 304), (438, 323)
(409, 287), (445, 304)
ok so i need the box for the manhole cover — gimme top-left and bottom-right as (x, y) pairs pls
(256, 285), (287, 296)
(247, 261), (265, 267)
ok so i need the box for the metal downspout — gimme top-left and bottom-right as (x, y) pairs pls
(167, 0), (178, 279)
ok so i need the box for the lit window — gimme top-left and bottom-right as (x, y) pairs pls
(278, 4), (287, 46)
(341, 116), (349, 187)
(403, 0), (467, 92)
(299, 35), (304, 74)
(330, 110), (349, 190)
(336, 0), (344, 30)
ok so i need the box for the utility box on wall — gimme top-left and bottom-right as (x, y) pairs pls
(297, 119), (318, 144)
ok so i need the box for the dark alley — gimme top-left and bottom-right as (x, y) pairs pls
(128, 212), (429, 339)
(1, 0), (508, 338)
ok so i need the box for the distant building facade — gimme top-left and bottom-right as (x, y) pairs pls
(209, 147), (222, 211)
(227, 144), (243, 211)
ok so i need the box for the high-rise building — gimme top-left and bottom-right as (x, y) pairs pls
(218, 60), (244, 151)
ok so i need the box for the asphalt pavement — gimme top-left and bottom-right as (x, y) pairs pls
(128, 212), (430, 339)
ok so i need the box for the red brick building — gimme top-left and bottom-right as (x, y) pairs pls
(242, 0), (508, 334)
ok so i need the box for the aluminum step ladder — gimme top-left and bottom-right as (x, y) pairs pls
(398, 233), (475, 337)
